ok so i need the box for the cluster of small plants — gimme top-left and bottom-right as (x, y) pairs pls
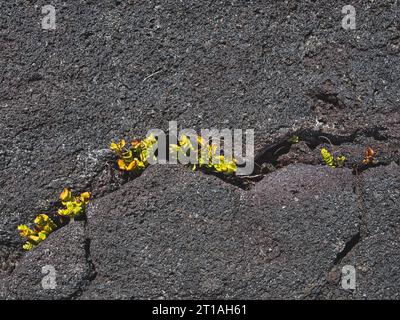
(58, 188), (91, 219)
(320, 146), (375, 168)
(18, 188), (91, 250)
(18, 214), (57, 251)
(109, 134), (238, 175)
(170, 135), (237, 175)
(320, 147), (346, 168)
(109, 134), (157, 172)
(17, 131), (378, 251)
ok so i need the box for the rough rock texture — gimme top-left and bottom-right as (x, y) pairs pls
(319, 163), (400, 299)
(0, 222), (95, 299)
(0, 0), (399, 299)
(79, 164), (360, 299)
(4, 164), (399, 299)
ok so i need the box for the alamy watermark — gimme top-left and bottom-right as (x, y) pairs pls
(41, 265), (57, 290)
(39, 4), (357, 31)
(342, 5), (356, 30)
(341, 265), (356, 290)
(42, 5), (56, 30)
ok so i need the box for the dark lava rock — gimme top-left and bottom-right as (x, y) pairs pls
(318, 163), (400, 299)
(1, 222), (94, 300)
(240, 164), (360, 299)
(1, 1), (399, 299)
(80, 165), (243, 299)
(77, 164), (358, 299)
(2, 163), (399, 299)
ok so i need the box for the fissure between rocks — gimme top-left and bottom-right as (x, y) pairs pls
(64, 220), (97, 300)
(303, 158), (373, 298)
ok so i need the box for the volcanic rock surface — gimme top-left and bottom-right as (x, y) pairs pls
(1, 0), (399, 299)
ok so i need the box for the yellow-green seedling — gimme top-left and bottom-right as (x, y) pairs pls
(321, 147), (346, 168)
(336, 155), (346, 167)
(321, 147), (335, 167)
(110, 135), (157, 172)
(170, 135), (237, 175)
(287, 135), (300, 144)
(18, 214), (57, 251)
(58, 188), (91, 219)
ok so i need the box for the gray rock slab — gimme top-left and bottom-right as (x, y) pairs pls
(79, 164), (359, 299)
(1, 222), (94, 299)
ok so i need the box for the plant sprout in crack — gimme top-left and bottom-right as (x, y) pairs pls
(17, 188), (91, 250)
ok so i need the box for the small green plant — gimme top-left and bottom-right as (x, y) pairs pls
(17, 188), (91, 250)
(18, 214), (57, 251)
(321, 147), (346, 168)
(287, 135), (300, 144)
(170, 135), (237, 175)
(110, 135), (157, 172)
(58, 188), (91, 219)
(336, 155), (346, 167)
